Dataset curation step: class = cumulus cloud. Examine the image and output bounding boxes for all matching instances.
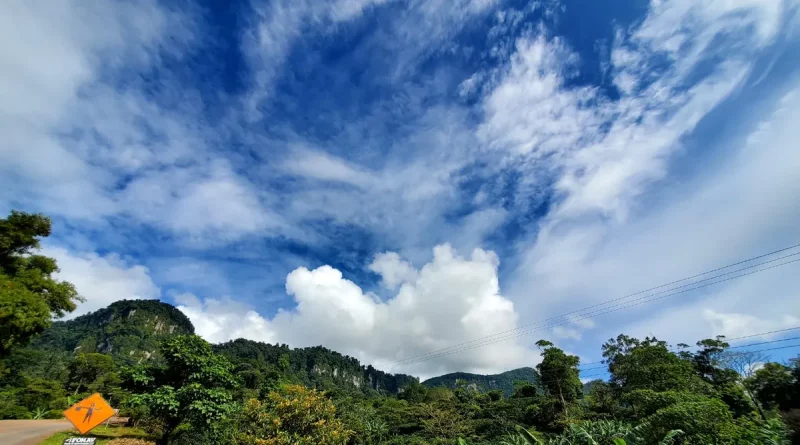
[175,294,276,344]
[368,252,419,289]
[45,246,161,319]
[179,244,533,377]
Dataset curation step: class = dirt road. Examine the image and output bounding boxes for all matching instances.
[0,419,73,445]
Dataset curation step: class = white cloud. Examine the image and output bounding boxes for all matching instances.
[478,35,598,158]
[0,1,277,244]
[180,244,533,378]
[551,317,595,341]
[120,162,280,240]
[552,326,582,341]
[45,246,161,319]
[702,309,800,340]
[175,294,276,344]
[488,0,790,291]
[369,252,419,289]
[512,73,800,349]
[282,148,378,188]
[3,0,798,377]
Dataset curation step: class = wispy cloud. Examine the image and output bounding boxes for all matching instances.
[2,0,799,374]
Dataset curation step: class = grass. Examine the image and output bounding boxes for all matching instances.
[39,425,156,445]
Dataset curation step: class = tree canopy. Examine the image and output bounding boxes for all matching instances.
[0,210,80,357]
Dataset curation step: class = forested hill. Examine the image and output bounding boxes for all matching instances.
[215,339,418,394]
[422,367,539,396]
[32,299,194,364]
[24,300,416,394]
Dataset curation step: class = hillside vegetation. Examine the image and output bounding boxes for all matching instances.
[422,367,538,396]
[2,211,800,444]
[34,299,194,364]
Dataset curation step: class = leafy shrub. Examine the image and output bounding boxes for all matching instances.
[234,384,352,445]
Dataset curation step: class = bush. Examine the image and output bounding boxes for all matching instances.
[234,385,352,445]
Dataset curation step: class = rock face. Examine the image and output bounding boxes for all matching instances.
[28,300,532,398]
[214,339,418,395]
[422,367,540,396]
[32,299,194,364]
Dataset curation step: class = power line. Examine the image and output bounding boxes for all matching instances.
[578,326,800,367]
[536,343,800,388]
[398,253,800,367]
[394,256,800,368]
[726,336,800,350]
[390,244,800,368]
[726,326,800,342]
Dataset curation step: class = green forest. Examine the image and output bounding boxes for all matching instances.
[2,210,800,444]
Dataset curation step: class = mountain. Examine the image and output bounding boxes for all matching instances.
[24,300,416,394]
[32,299,194,364]
[422,367,539,396]
[214,339,418,394]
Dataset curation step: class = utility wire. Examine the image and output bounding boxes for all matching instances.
[533,343,800,388]
[390,244,800,368]
[397,254,800,367]
[394,256,800,368]
[578,326,800,367]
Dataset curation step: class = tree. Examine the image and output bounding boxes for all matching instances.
[745,362,794,411]
[720,350,770,379]
[692,337,730,381]
[235,385,351,445]
[125,335,238,444]
[398,381,429,404]
[66,353,122,402]
[420,402,470,441]
[691,338,755,418]
[0,211,80,356]
[601,335,705,393]
[535,340,582,422]
[640,398,733,444]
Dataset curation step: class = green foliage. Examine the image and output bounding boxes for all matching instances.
[67,353,118,395]
[638,398,732,443]
[215,338,417,396]
[602,335,708,393]
[746,362,795,411]
[423,367,539,397]
[536,341,582,404]
[3,288,799,444]
[514,424,543,444]
[0,210,81,357]
[35,299,194,364]
[125,335,238,444]
[234,384,351,445]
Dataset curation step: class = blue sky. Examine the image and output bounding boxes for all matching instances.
[1,0,799,378]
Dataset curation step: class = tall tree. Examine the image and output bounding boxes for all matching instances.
[601,335,704,393]
[0,211,80,357]
[535,340,582,421]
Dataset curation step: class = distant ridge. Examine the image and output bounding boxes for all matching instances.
[422,367,538,396]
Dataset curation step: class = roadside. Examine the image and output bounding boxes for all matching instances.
[0,419,72,445]
[36,425,155,445]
